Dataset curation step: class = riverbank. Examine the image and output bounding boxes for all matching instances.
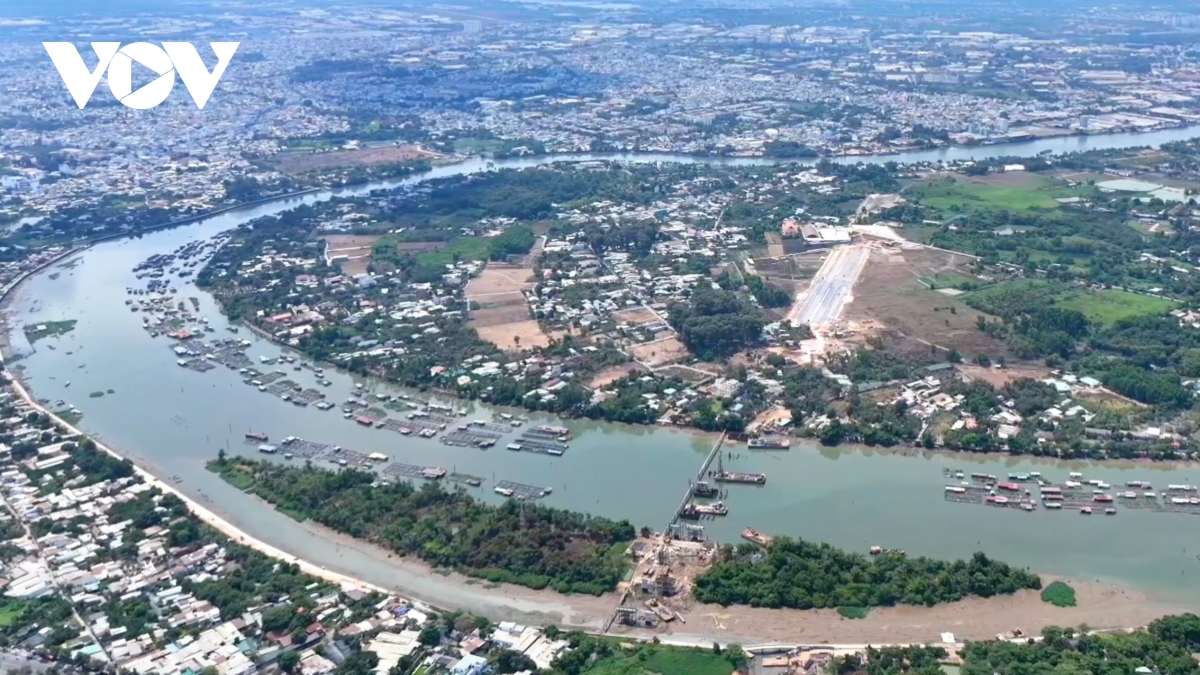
[3,375,396,601]
[661,578,1180,644]
[202,458,1183,645]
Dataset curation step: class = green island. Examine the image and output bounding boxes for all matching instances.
[694,539,1040,609]
[211,457,1043,609]
[22,319,76,344]
[208,456,635,595]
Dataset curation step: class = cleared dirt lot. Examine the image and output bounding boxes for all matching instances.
[275,145,434,173]
[613,307,661,325]
[475,320,553,351]
[845,247,1009,360]
[957,363,1053,387]
[322,234,380,276]
[466,263,553,351]
[629,336,689,367]
[588,363,646,388]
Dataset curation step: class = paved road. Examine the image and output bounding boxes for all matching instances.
[790,244,870,326]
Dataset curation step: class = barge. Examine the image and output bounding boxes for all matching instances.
[679,501,728,519]
[245,431,268,442]
[748,436,790,450]
[714,471,766,485]
[741,528,773,546]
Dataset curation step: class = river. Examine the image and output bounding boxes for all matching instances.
[8,127,1200,619]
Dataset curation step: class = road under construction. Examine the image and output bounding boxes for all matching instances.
[787,243,871,327]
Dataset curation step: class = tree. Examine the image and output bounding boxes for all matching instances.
[418,623,442,647]
[280,650,301,673]
[494,649,537,674]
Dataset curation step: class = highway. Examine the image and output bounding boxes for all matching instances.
[789,244,871,327]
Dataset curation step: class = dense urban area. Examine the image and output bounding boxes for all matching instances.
[6,0,1200,673]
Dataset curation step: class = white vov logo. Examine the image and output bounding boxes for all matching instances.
[42,42,240,110]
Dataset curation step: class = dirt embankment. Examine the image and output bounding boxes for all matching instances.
[275,145,437,173]
[662,579,1179,645]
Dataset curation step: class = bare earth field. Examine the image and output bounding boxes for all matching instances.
[664,578,1179,645]
[322,234,380,276]
[467,264,553,351]
[630,336,689,367]
[613,307,661,325]
[958,363,1053,387]
[588,363,647,388]
[846,248,1009,359]
[275,144,434,173]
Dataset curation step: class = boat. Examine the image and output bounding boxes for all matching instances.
[748,436,790,450]
[1046,502,1063,510]
[494,487,515,497]
[1105,508,1117,515]
[741,528,773,546]
[679,501,728,519]
[714,470,766,485]
[693,481,720,498]
[1080,507,1092,514]
[245,431,268,442]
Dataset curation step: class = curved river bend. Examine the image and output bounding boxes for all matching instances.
[9,128,1200,622]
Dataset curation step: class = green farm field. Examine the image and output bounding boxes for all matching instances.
[912,174,1088,213]
[1054,289,1177,326]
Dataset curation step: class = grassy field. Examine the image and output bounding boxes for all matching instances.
[921,270,987,291]
[913,175,1084,213]
[1054,289,1176,326]
[0,602,23,627]
[583,645,745,675]
[837,606,870,619]
[453,138,505,154]
[1041,581,1077,607]
[415,236,491,267]
[207,460,256,491]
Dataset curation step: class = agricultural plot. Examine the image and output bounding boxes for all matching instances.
[466,263,553,351]
[966,280,1175,327]
[911,173,1088,214]
[1053,289,1176,326]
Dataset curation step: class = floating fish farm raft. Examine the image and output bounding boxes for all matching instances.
[941,467,1200,517]
[446,472,485,487]
[383,462,447,481]
[493,480,552,501]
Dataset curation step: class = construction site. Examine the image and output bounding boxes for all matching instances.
[609,527,718,631]
[759,226,990,364]
[606,434,759,634]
